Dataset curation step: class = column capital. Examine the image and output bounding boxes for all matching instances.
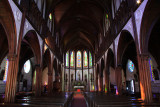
[138,53,150,60]
[35,64,41,71]
[7,53,17,61]
[116,64,122,70]
[48,72,53,76]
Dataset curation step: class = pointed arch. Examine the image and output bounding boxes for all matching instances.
[23,30,41,65]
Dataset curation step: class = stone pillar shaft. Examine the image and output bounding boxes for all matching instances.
[5,11,26,103]
[137,54,152,103]
[95,65,98,91]
[35,66,42,97]
[105,69,110,92]
[5,54,17,103]
[96,74,98,91]
[48,72,53,96]
[115,66,122,95]
[100,74,103,91]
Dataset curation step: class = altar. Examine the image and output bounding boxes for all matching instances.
[72,81,86,91]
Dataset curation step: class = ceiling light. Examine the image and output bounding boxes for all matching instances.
[137,0,141,4]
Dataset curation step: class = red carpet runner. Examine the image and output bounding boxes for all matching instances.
[71,93,87,107]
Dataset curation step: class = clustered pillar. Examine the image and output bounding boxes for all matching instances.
[137,54,152,103]
[105,68,110,93]
[100,73,103,91]
[115,66,122,95]
[95,65,98,91]
[35,66,42,97]
[5,54,17,103]
[48,72,53,96]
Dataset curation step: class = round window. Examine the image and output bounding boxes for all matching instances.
[128,60,134,72]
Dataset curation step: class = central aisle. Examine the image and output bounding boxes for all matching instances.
[71,93,87,107]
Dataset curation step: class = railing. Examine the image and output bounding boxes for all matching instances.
[96,0,144,62]
[13,0,63,62]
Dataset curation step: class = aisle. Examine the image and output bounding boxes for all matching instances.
[71,93,87,107]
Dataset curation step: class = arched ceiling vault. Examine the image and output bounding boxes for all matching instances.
[45,0,111,52]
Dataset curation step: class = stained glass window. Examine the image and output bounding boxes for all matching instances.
[149,58,154,81]
[66,52,69,67]
[106,14,108,19]
[24,60,31,73]
[83,51,88,67]
[70,51,74,67]
[105,13,110,34]
[44,44,48,53]
[49,13,52,21]
[89,52,92,67]
[128,60,134,72]
[77,51,81,67]
[3,58,9,82]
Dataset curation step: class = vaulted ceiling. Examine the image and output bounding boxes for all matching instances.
[45,0,112,53]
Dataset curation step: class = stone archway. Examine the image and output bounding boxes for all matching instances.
[17,40,34,93]
[0,24,9,64]
[147,18,160,99]
[140,0,160,53]
[0,0,18,103]
[0,23,9,96]
[43,49,53,95]
[105,48,115,93]
[0,0,17,55]
[138,0,160,102]
[121,40,139,96]
[117,30,134,65]
[53,58,60,93]
[100,58,104,91]
[96,64,99,91]
[21,30,42,97]
[23,30,41,65]
[117,30,138,95]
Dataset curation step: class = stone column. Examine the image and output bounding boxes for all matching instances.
[137,54,152,103]
[59,65,62,91]
[88,51,90,91]
[35,66,42,97]
[95,66,98,91]
[55,73,60,92]
[105,67,110,93]
[5,9,26,103]
[5,54,17,103]
[100,72,103,92]
[115,66,122,95]
[48,72,53,96]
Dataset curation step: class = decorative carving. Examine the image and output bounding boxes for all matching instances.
[128,20,132,30]
[25,21,29,30]
[135,10,142,22]
[16,10,21,21]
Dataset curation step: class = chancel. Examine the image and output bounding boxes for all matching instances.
[0,0,160,107]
